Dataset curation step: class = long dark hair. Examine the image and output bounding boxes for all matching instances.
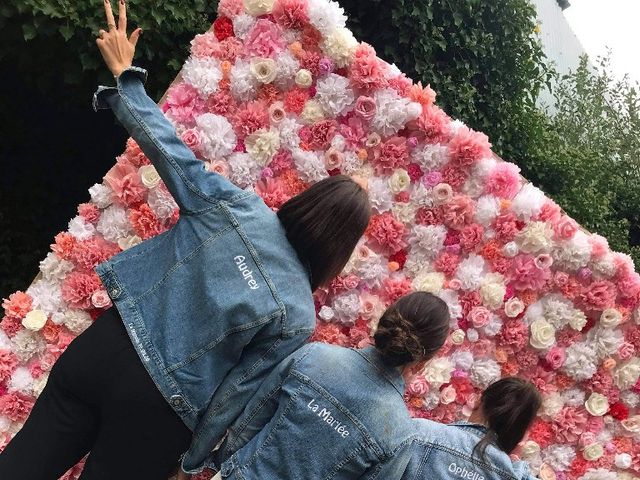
[474,377,541,456]
[277,175,370,290]
[373,292,450,367]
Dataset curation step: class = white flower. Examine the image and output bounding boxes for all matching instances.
[307,0,347,35]
[26,279,65,317]
[621,415,640,433]
[118,235,142,251]
[0,330,10,350]
[22,309,47,331]
[322,27,358,67]
[563,342,598,381]
[600,308,622,328]
[32,373,49,397]
[367,178,393,213]
[412,144,449,172]
[232,14,257,40]
[520,441,541,460]
[9,367,33,394]
[300,100,325,123]
[63,310,93,334]
[467,328,479,342]
[422,390,440,410]
[516,221,554,254]
[412,271,445,294]
[68,215,95,240]
[422,357,454,388]
[438,289,462,322]
[584,392,609,416]
[195,113,237,161]
[227,153,261,188]
[542,444,575,472]
[620,391,639,408]
[230,60,259,102]
[450,350,474,371]
[39,253,73,282]
[332,290,361,326]
[408,225,447,260]
[410,183,435,208]
[481,314,502,337]
[615,453,632,469]
[295,69,314,88]
[588,327,623,359]
[389,169,411,194]
[542,392,565,418]
[318,306,335,322]
[138,165,161,189]
[455,254,486,291]
[148,187,178,221]
[450,329,466,345]
[613,358,640,390]
[474,195,500,227]
[243,0,275,16]
[292,149,329,183]
[479,273,506,310]
[511,184,545,221]
[315,74,355,117]
[89,183,113,208]
[278,117,302,150]
[371,89,420,137]
[182,57,222,96]
[440,385,457,404]
[578,469,617,480]
[561,388,586,407]
[96,204,132,243]
[502,241,519,258]
[569,309,587,331]
[469,359,500,388]
[552,231,592,272]
[582,444,604,461]
[591,256,617,278]
[246,129,280,166]
[504,297,525,318]
[10,330,46,363]
[250,58,278,84]
[274,51,300,90]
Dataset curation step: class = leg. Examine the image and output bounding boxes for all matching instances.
[78,313,192,480]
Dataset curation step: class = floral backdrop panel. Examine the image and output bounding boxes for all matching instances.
[1,0,639,479]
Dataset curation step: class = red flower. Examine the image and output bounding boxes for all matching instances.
[213,16,235,41]
[389,250,408,269]
[609,401,629,420]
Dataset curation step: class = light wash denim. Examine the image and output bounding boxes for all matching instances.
[93,67,316,473]
[214,344,417,480]
[402,420,536,480]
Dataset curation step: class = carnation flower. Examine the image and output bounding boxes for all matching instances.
[469,358,500,388]
[182,57,223,97]
[291,149,328,183]
[542,444,576,471]
[39,253,74,282]
[315,74,355,117]
[563,342,598,381]
[230,60,260,102]
[227,152,261,188]
[307,0,347,35]
[511,184,546,222]
[371,88,421,137]
[195,113,237,160]
[245,129,281,166]
[163,83,205,126]
[322,27,358,68]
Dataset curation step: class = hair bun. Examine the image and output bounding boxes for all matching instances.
[374,310,423,365]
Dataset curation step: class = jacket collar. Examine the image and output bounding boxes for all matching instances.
[355,346,406,397]
[450,421,488,437]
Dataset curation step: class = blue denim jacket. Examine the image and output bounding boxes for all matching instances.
[402,420,536,480]
[92,67,316,473]
[214,344,417,480]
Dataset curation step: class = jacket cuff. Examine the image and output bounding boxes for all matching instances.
[92,66,149,111]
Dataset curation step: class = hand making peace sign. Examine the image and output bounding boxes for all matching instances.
[96,0,142,77]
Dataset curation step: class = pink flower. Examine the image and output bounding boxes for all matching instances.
[129,203,166,240]
[365,212,407,254]
[434,252,460,277]
[190,32,222,58]
[269,150,294,175]
[324,149,344,170]
[618,273,640,299]
[218,37,244,62]
[91,290,112,309]
[552,215,579,241]
[510,254,551,291]
[0,316,22,338]
[423,171,443,187]
[339,117,367,148]
[469,306,490,328]
[2,291,33,320]
[217,0,244,17]
[580,280,617,311]
[0,392,35,422]
[383,277,412,303]
[104,158,146,207]
[552,406,588,443]
[0,350,18,383]
[416,105,451,144]
[485,162,521,199]
[232,101,270,138]
[206,90,237,116]
[545,346,566,370]
[162,83,205,126]
[354,96,377,121]
[244,19,285,58]
[300,120,337,150]
[493,212,520,243]
[618,341,635,360]
[78,203,100,224]
[209,160,230,178]
[273,0,309,29]
[181,128,203,153]
[255,177,290,211]
[407,375,429,396]
[447,127,491,168]
[69,237,120,271]
[123,138,148,167]
[310,322,349,346]
[459,223,484,251]
[441,195,474,230]
[441,164,467,189]
[370,136,410,174]
[588,234,609,258]
[349,44,388,90]
[61,271,103,309]
[537,199,562,223]
[498,319,528,349]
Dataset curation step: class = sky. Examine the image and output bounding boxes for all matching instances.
[563,0,640,83]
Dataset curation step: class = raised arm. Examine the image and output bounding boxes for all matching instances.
[94,0,242,213]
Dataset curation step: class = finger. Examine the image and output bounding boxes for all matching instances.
[129,28,142,47]
[98,29,108,40]
[104,0,116,29]
[118,0,127,32]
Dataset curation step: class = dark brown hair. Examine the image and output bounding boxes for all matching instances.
[373,292,450,367]
[475,377,542,456]
[277,175,370,290]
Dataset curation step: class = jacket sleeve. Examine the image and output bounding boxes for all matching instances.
[180,328,313,474]
[93,67,243,213]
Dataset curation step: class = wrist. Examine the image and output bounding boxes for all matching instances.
[112,63,132,78]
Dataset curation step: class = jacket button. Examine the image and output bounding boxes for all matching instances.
[170,395,184,408]
[110,287,120,298]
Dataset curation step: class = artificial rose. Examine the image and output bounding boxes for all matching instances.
[354,96,376,121]
[295,69,314,88]
[529,318,556,349]
[250,58,278,84]
[613,358,640,389]
[21,310,47,332]
[138,165,161,189]
[450,329,465,345]
[600,308,622,328]
[440,385,457,404]
[504,297,525,318]
[584,392,609,416]
[244,0,275,16]
[582,443,604,461]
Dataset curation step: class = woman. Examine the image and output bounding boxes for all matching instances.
[0,2,370,479]
[402,377,542,480]
[209,292,451,480]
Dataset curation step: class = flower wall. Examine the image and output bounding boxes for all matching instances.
[1,0,640,478]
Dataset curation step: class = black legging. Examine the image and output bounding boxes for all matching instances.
[0,308,192,480]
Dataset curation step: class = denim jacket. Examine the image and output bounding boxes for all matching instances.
[214,344,417,480]
[92,67,316,473]
[402,420,536,480]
